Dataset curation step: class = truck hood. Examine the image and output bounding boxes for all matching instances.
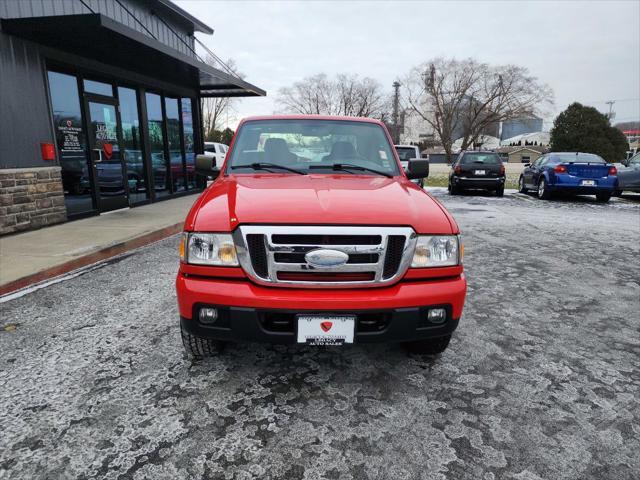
[186,174,458,234]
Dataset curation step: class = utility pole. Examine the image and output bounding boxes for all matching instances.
[392,81,401,144]
[605,100,616,121]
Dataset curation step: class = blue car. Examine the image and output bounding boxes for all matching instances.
[518,152,618,202]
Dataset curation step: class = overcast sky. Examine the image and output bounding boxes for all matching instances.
[177,0,640,130]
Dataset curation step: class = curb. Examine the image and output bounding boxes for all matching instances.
[0,222,183,297]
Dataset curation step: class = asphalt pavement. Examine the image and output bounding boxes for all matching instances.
[1,189,639,480]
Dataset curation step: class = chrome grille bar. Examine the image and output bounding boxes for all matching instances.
[233,225,417,288]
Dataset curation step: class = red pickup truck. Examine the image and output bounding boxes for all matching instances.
[176,115,467,357]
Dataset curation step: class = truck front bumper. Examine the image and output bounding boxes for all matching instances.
[177,274,467,344]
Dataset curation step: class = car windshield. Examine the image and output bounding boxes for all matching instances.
[459,153,501,164]
[395,147,417,161]
[552,153,606,164]
[226,119,399,176]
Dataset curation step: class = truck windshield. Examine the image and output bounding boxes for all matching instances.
[226,119,399,176]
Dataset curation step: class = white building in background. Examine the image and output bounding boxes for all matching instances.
[400,110,551,150]
[500,117,543,140]
[452,135,501,152]
[500,131,550,147]
[399,112,433,145]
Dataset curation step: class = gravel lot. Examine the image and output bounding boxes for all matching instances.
[1,189,639,480]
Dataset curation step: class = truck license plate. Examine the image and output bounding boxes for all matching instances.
[297,315,355,345]
[581,180,596,186]
[475,170,486,175]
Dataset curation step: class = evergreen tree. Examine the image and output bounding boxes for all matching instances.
[550,102,629,162]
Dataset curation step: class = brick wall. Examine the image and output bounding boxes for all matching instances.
[0,167,67,235]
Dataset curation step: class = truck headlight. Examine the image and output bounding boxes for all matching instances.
[411,235,460,267]
[181,232,238,266]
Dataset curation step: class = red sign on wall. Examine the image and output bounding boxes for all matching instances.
[40,142,56,161]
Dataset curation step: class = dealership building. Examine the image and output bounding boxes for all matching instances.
[0,0,264,235]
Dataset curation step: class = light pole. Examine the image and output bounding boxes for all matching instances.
[392,81,401,144]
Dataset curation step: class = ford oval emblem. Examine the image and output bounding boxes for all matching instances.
[304,249,349,268]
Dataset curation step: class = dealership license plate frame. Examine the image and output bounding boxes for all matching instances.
[581,179,596,186]
[475,169,486,176]
[296,315,356,345]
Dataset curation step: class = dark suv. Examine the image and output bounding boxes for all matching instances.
[448,151,506,196]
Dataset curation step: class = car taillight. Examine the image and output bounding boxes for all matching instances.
[554,165,567,174]
[454,166,461,174]
[608,166,617,176]
[499,165,505,175]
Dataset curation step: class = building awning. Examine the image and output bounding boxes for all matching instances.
[1,13,265,98]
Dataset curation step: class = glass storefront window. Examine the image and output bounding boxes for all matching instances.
[145,93,170,198]
[47,71,94,216]
[118,87,147,204]
[165,97,185,192]
[181,98,197,190]
[84,79,113,97]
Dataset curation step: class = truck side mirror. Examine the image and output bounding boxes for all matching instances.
[406,158,429,179]
[195,154,220,179]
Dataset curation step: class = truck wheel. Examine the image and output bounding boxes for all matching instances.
[596,192,611,203]
[181,324,224,358]
[404,334,451,355]
[518,176,527,193]
[449,184,459,195]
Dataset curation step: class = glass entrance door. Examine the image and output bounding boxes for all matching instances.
[84,96,129,212]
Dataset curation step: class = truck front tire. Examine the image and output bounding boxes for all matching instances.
[404,334,452,355]
[181,324,225,358]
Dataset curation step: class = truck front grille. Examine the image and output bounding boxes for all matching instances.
[246,234,269,278]
[383,236,406,279]
[271,234,382,245]
[235,226,416,288]
[273,252,379,264]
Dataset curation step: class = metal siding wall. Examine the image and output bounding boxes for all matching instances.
[0,31,55,168]
[1,0,89,18]
[0,0,196,58]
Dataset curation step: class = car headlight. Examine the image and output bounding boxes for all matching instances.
[411,235,460,267]
[180,232,238,266]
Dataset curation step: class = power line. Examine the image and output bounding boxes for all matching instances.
[585,97,640,105]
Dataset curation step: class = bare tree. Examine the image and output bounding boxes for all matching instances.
[276,74,387,118]
[402,58,553,162]
[201,57,242,141]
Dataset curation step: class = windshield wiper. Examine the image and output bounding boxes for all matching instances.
[309,163,393,178]
[231,162,306,175]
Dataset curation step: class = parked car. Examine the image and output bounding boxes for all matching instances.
[177,115,466,357]
[203,141,228,165]
[518,152,618,202]
[395,144,426,188]
[448,151,505,196]
[615,152,640,194]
